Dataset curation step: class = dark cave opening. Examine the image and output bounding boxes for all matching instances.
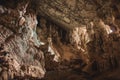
[58,27,70,44]
[37,15,70,45]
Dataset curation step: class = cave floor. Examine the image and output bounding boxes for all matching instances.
[42,68,120,80]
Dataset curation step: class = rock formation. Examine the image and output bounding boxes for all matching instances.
[0,0,45,79]
[0,0,120,80]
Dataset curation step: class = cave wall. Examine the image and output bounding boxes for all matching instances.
[0,0,45,79]
[0,0,120,79]
[37,0,120,73]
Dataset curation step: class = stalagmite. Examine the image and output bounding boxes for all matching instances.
[48,37,61,62]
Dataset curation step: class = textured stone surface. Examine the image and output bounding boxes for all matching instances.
[0,0,120,80]
[0,1,45,79]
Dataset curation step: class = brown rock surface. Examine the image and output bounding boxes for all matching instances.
[0,0,45,79]
[0,0,120,80]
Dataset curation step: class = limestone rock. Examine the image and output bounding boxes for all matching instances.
[0,1,45,79]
